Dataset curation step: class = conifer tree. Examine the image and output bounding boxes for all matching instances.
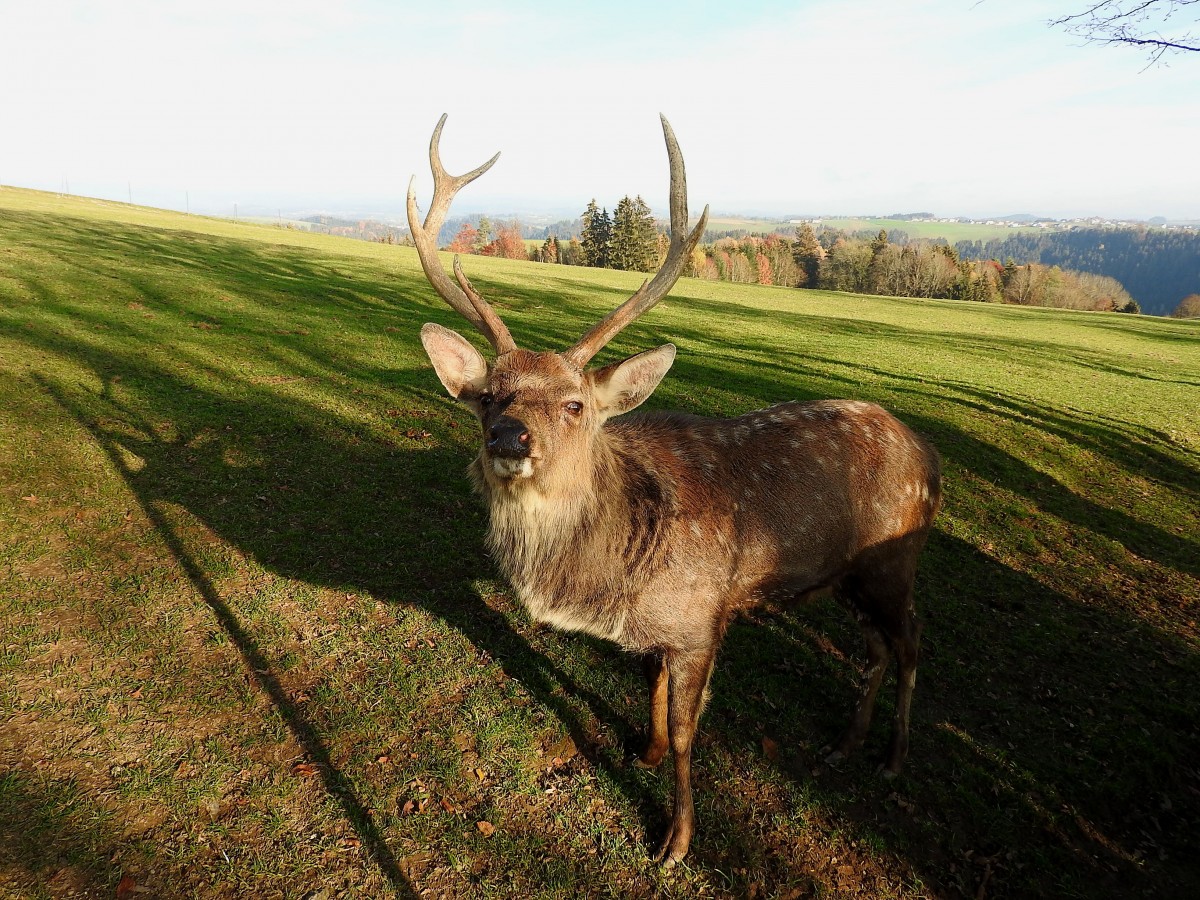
[581,200,612,268]
[610,195,657,271]
[475,215,493,253]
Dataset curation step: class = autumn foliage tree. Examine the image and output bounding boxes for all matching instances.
[537,236,560,264]
[1171,293,1200,318]
[792,223,825,287]
[446,221,479,254]
[479,222,528,261]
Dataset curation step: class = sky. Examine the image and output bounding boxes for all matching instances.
[2,0,1198,222]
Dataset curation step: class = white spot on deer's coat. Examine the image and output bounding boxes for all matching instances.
[920,484,930,502]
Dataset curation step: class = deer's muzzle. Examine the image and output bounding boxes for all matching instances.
[487,416,532,459]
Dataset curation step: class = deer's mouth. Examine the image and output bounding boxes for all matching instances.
[490,456,534,479]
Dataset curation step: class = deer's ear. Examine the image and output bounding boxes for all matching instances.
[592,344,676,419]
[421,323,488,399]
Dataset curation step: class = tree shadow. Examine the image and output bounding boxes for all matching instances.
[0,772,118,897]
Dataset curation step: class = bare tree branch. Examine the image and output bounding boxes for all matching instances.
[1050,0,1199,63]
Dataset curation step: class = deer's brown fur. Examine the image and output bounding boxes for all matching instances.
[410,117,942,864]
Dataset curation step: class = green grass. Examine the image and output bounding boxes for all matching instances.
[1,184,1198,899]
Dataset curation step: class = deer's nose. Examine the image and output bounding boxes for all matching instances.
[487,416,531,458]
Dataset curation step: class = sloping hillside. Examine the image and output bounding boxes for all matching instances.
[2,187,1197,899]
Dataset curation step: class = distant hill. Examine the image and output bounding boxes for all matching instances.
[956,227,1200,316]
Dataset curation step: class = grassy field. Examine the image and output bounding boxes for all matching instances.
[706,215,1053,245]
[1,185,1198,899]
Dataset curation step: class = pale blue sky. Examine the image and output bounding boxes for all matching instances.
[2,1,1197,220]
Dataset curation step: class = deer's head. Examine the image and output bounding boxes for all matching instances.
[410,115,707,487]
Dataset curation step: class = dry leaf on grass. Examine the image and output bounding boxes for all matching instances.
[115,874,137,899]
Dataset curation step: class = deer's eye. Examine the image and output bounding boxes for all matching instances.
[479,393,494,409]
[564,400,583,416]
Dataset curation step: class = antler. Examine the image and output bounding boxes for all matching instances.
[564,115,709,368]
[408,114,516,355]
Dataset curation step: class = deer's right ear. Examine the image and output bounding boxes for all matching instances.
[420,323,489,399]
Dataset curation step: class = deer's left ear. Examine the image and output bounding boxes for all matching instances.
[592,344,676,420]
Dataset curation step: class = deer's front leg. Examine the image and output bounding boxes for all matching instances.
[653,647,716,866]
[636,651,669,769]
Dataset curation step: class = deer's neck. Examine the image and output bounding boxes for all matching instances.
[473,430,670,638]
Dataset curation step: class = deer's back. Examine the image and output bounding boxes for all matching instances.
[608,399,940,638]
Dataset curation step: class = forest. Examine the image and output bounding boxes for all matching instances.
[414,207,1199,316]
[955,228,1200,316]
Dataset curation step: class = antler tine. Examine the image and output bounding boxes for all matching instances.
[407,114,512,352]
[565,115,709,368]
[453,255,516,354]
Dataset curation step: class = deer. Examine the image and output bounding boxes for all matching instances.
[407,114,942,865]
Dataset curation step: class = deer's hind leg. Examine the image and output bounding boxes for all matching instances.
[830,560,922,775]
[826,595,891,764]
[636,651,670,769]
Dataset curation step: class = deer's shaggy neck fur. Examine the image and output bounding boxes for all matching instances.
[471,424,672,646]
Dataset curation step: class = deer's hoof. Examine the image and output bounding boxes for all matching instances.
[653,820,692,867]
[633,745,666,770]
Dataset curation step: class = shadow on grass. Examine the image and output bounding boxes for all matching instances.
[0,772,117,897]
[38,376,421,900]
[4,209,1198,897]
